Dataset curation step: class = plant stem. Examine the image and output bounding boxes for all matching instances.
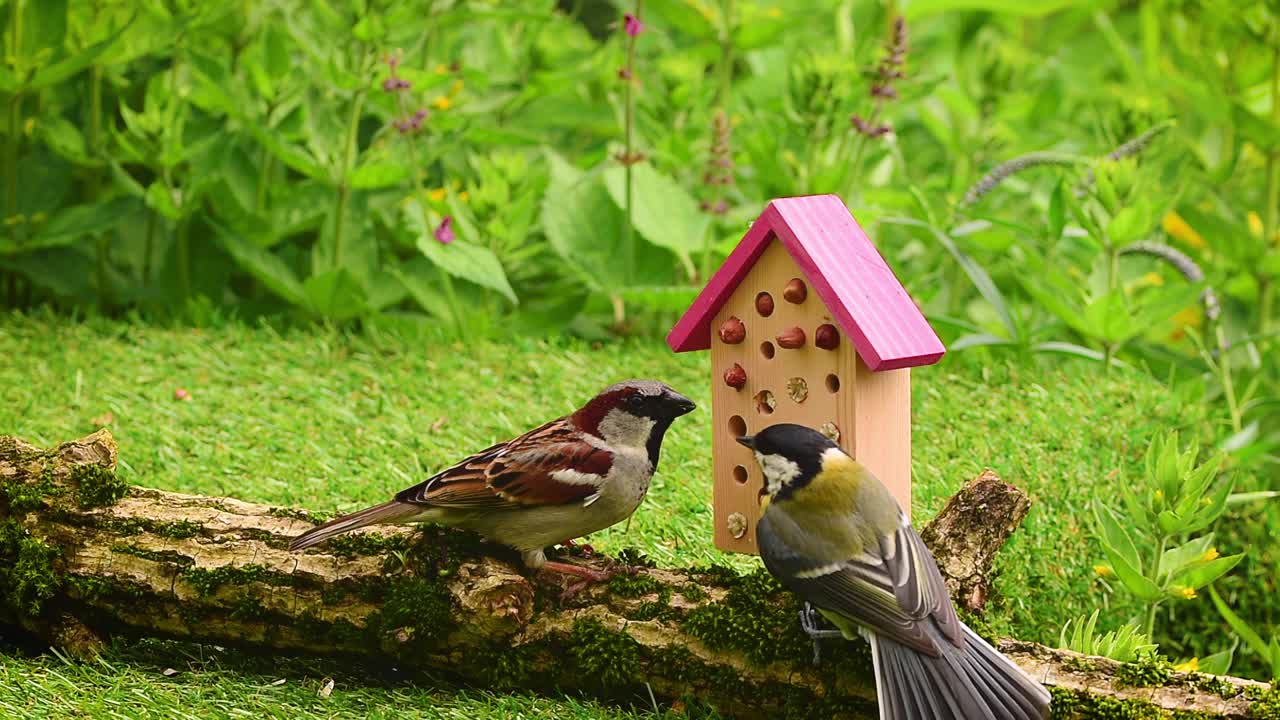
[1215,324,1243,433]
[175,216,190,304]
[1143,534,1168,639]
[90,64,112,309]
[332,83,367,271]
[256,150,273,216]
[618,0,642,327]
[1259,40,1280,336]
[142,209,155,285]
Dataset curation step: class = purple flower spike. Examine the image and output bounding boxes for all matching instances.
[434,216,455,244]
[624,13,644,37]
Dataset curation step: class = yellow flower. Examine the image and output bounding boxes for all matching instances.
[1201,548,1220,562]
[1162,211,1205,249]
[1167,306,1203,343]
[23,117,35,135]
[765,7,782,18]
[1141,272,1164,287]
[1154,489,1164,500]
[1175,586,1197,600]
[434,64,448,75]
[1174,657,1199,672]
[1094,565,1114,577]
[459,190,470,202]
[450,78,464,95]
[1248,211,1264,238]
[432,95,451,111]
[427,188,447,202]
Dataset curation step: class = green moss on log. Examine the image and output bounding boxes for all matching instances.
[681,567,812,666]
[70,463,127,508]
[568,618,642,689]
[0,519,63,617]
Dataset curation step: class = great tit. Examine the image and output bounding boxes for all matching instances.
[740,423,1050,720]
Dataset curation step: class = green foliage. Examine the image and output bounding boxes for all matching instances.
[1059,610,1156,663]
[70,463,127,508]
[0,519,63,617]
[1114,649,1174,688]
[567,619,642,690]
[1092,434,1244,638]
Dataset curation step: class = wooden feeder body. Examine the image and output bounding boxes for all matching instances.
[667,194,945,555]
[709,238,911,553]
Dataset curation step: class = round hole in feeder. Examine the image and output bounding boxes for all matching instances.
[755,389,776,415]
[733,465,749,485]
[729,414,747,437]
[755,291,775,317]
[760,341,775,359]
[825,373,840,393]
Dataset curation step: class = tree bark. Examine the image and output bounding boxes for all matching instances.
[1,431,1272,719]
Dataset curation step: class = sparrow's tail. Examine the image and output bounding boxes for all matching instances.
[867,622,1050,720]
[288,501,423,552]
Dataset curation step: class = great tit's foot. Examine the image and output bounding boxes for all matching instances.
[800,602,844,665]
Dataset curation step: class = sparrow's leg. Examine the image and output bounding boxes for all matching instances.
[799,602,844,666]
[540,560,613,583]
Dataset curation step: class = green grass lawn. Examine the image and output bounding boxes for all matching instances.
[0,312,1203,717]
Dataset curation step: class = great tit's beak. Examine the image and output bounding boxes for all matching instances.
[735,435,755,450]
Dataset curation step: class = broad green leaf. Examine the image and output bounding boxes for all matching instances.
[1048,179,1066,242]
[1171,553,1244,591]
[350,161,410,189]
[1209,586,1271,659]
[1158,534,1214,577]
[31,196,140,250]
[391,257,454,321]
[1101,541,1163,602]
[603,163,707,277]
[1032,341,1109,363]
[1094,503,1142,572]
[312,192,373,284]
[213,224,306,306]
[646,0,719,39]
[29,34,120,90]
[365,269,408,311]
[1184,479,1234,534]
[1227,490,1280,506]
[540,153,631,292]
[1083,290,1138,344]
[303,269,368,321]
[39,115,92,165]
[904,0,1094,18]
[1196,645,1235,676]
[145,182,181,221]
[405,200,517,304]
[20,0,68,68]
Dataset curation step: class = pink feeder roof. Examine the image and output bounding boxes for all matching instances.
[666,194,945,371]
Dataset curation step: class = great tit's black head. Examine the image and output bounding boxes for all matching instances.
[736,423,837,499]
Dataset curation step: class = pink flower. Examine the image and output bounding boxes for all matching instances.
[433,216,455,244]
[174,388,191,401]
[623,13,644,37]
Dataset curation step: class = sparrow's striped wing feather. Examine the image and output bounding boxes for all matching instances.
[757,511,960,657]
[395,418,613,509]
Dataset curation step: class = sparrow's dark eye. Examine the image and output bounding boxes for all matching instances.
[625,394,645,408]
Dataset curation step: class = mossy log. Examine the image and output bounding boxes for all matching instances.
[1,431,1274,719]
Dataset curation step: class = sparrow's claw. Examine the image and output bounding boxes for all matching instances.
[799,602,844,666]
[541,560,620,601]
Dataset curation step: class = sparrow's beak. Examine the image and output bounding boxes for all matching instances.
[666,390,697,416]
[735,435,755,450]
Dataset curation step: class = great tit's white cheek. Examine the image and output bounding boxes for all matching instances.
[756,452,801,496]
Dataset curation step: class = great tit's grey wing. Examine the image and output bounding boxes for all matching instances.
[757,510,961,655]
[853,510,962,644]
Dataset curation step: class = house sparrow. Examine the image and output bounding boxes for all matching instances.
[290,380,696,581]
[740,424,1050,720]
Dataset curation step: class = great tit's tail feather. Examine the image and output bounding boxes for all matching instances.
[288,501,422,552]
[871,622,1050,720]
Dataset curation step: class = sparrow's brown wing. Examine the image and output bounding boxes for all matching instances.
[395,417,614,509]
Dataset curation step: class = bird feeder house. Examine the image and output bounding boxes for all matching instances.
[667,195,945,554]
